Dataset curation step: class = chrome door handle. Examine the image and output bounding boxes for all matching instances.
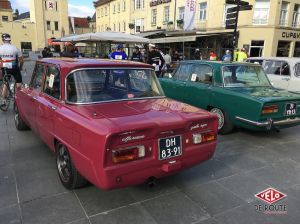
[48,105,57,110]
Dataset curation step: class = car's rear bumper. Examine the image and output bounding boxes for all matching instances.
[96,142,216,190]
[235,116,300,130]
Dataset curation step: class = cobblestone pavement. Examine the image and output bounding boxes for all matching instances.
[1,61,300,224]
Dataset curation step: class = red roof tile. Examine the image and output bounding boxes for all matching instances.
[0,0,12,10]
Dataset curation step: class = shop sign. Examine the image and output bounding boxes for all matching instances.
[282,32,300,39]
[150,0,171,7]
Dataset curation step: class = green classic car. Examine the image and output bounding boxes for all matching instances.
[160,61,300,134]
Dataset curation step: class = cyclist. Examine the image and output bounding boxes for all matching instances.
[110,44,127,60]
[0,33,23,105]
[147,43,165,78]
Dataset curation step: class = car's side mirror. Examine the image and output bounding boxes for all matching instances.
[163,73,172,78]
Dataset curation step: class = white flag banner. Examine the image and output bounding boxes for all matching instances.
[184,0,196,31]
[70,17,75,34]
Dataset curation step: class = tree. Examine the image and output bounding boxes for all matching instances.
[13,9,19,18]
[87,16,91,23]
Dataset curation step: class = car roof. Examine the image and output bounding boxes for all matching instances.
[180,60,254,66]
[39,58,153,70]
[248,57,300,63]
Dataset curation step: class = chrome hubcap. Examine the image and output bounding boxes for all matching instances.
[211,108,224,130]
[57,145,71,183]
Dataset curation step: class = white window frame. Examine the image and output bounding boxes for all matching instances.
[178,6,185,20]
[152,9,157,25]
[199,2,207,21]
[279,1,289,26]
[253,0,270,25]
[250,40,265,57]
[292,4,300,28]
[164,6,170,22]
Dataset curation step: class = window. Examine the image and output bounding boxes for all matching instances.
[263,60,290,76]
[135,0,144,9]
[31,64,44,90]
[21,42,32,51]
[173,64,191,81]
[46,21,51,30]
[123,21,126,32]
[199,2,207,21]
[2,16,8,22]
[44,66,60,100]
[135,19,144,33]
[279,1,289,26]
[100,8,103,17]
[190,64,212,84]
[223,4,235,26]
[113,4,116,13]
[118,2,120,12]
[179,7,185,20]
[54,21,59,31]
[123,0,126,11]
[253,0,270,25]
[113,23,116,31]
[151,9,157,25]
[164,6,170,22]
[292,4,300,28]
[294,41,300,57]
[118,22,121,32]
[276,41,291,57]
[295,63,300,77]
[105,7,108,16]
[250,40,264,57]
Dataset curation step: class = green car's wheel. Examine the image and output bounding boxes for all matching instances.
[210,107,234,134]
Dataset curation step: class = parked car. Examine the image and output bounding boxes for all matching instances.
[14,58,218,190]
[247,57,300,93]
[159,61,300,134]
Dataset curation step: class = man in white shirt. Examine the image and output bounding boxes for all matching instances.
[0,33,23,105]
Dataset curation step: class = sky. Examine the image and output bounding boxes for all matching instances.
[10,0,95,17]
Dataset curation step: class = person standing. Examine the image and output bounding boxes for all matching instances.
[193,48,202,60]
[0,33,23,101]
[163,51,172,72]
[131,46,143,62]
[209,50,217,60]
[147,43,165,78]
[110,44,127,60]
[222,50,232,62]
[237,48,248,62]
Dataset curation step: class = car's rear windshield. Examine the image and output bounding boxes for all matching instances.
[222,65,271,88]
[66,68,165,104]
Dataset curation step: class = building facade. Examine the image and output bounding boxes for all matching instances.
[0,0,70,51]
[94,0,300,58]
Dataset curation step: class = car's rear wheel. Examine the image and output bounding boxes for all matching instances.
[210,107,234,134]
[56,142,87,189]
[14,102,29,130]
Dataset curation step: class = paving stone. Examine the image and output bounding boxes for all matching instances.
[90,204,157,224]
[173,158,239,189]
[141,191,209,224]
[183,181,245,216]
[75,186,136,216]
[0,205,21,224]
[215,202,283,224]
[15,165,66,203]
[21,192,85,224]
[0,165,18,209]
[217,171,270,203]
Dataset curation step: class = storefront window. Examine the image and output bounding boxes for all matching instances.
[279,2,289,26]
[178,7,185,20]
[199,2,207,21]
[294,42,300,57]
[292,4,300,28]
[250,40,264,57]
[276,41,291,57]
[253,0,270,25]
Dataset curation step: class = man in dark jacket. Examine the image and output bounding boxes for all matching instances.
[147,43,165,78]
[131,46,143,62]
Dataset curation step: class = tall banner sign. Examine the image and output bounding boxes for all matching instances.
[70,17,75,34]
[184,0,196,31]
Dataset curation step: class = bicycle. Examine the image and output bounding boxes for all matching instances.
[0,67,16,111]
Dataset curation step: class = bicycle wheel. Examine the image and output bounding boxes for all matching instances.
[0,82,10,111]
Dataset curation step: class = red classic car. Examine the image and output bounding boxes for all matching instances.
[14,58,218,190]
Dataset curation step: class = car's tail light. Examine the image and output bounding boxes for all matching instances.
[262,105,278,114]
[193,132,216,144]
[112,145,145,163]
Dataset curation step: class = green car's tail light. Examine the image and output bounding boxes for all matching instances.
[262,105,278,115]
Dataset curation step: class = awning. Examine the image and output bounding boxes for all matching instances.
[54,31,150,44]
[150,35,196,44]
[137,30,164,37]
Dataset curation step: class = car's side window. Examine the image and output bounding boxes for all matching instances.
[295,63,300,77]
[43,65,60,100]
[263,60,290,76]
[173,64,191,81]
[31,64,44,91]
[190,65,213,84]
[280,62,290,76]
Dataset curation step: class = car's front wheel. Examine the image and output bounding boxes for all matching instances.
[210,107,234,134]
[56,142,87,189]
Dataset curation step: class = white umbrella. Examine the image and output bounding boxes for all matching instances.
[55,31,150,44]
